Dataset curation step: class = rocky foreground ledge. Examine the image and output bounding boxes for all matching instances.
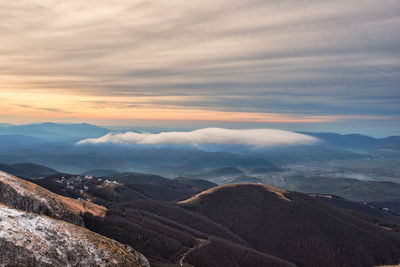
[0,204,150,267]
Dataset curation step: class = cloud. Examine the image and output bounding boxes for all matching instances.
[77,128,319,147]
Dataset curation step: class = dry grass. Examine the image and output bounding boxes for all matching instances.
[1,171,106,217]
[179,183,291,204]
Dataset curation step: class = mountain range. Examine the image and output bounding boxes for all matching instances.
[1,123,400,266]
[0,123,399,177]
[0,122,109,143]
[1,166,400,266]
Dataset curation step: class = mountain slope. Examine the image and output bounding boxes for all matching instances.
[173,177,217,191]
[0,163,58,179]
[82,199,295,267]
[14,166,400,266]
[0,204,149,267]
[81,169,119,177]
[369,199,400,214]
[310,194,400,224]
[0,171,106,226]
[105,173,196,201]
[179,183,400,267]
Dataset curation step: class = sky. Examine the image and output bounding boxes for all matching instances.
[0,0,399,136]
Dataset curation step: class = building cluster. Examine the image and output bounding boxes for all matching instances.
[51,174,122,192]
[52,175,94,190]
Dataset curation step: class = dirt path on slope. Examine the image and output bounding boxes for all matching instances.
[179,238,209,267]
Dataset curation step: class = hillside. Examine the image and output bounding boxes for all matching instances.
[0,163,58,179]
[82,199,295,267]
[105,173,198,201]
[369,199,400,215]
[291,176,400,202]
[0,204,149,267]
[173,177,217,191]
[81,169,119,177]
[179,183,400,267]
[310,194,400,224]
[246,175,400,202]
[0,171,106,226]
[16,168,400,266]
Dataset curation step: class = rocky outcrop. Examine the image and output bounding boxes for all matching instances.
[0,205,150,267]
[0,171,106,227]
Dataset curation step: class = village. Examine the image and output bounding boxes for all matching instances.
[51,174,120,193]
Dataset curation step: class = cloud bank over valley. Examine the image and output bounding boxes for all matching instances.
[77,128,319,147]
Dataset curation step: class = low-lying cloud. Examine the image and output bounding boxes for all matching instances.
[77,128,319,147]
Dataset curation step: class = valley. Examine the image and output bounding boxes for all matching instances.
[0,124,400,266]
[2,165,399,266]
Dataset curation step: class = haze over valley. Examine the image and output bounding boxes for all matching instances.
[1,123,399,202]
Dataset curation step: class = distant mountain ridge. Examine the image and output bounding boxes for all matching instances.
[0,122,110,142]
[0,163,58,179]
[302,132,400,149]
[0,122,398,176]
[1,123,398,149]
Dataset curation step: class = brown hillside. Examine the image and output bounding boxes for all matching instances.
[179,183,400,267]
[0,171,105,226]
[23,170,400,267]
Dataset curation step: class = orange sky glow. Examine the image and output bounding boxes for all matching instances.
[0,90,381,126]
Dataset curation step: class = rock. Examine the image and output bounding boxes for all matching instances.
[0,205,150,267]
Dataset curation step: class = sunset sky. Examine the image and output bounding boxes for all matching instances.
[1,0,399,136]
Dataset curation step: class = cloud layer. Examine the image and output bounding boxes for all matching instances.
[77,128,319,147]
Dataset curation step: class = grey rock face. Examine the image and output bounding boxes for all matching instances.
[0,205,150,267]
